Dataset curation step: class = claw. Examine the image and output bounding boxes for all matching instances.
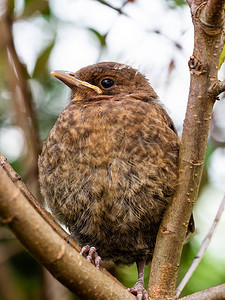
[80,245,101,269]
[80,245,90,256]
[128,261,148,299]
[86,246,96,262]
[94,253,101,269]
[128,280,148,300]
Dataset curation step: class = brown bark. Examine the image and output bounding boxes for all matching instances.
[148,1,225,299]
[180,283,225,300]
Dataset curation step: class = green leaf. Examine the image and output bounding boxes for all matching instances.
[88,28,107,47]
[165,0,187,8]
[22,0,50,18]
[9,0,15,15]
[219,44,225,69]
[33,40,55,78]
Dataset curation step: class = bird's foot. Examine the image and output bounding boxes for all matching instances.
[80,245,101,269]
[127,279,148,300]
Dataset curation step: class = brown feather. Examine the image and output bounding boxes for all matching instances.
[39,62,180,265]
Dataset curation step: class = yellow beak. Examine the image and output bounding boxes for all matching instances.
[51,70,102,95]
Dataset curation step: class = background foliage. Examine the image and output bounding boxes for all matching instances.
[0,0,225,299]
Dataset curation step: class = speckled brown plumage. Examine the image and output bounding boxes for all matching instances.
[38,62,180,299]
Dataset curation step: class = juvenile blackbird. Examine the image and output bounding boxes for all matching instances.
[38,62,180,299]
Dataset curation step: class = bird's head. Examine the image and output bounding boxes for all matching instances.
[51,62,157,101]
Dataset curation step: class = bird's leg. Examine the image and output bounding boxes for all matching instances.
[128,261,148,300]
[80,245,101,269]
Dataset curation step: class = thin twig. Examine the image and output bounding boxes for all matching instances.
[176,194,225,298]
[94,0,130,62]
[180,283,225,300]
[94,0,127,16]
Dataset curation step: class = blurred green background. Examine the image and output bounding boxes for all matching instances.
[0,0,225,299]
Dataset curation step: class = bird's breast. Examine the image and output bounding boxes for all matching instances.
[38,97,179,261]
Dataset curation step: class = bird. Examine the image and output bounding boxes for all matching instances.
[38,62,181,299]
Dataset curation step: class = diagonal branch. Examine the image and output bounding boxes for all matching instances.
[95,0,127,15]
[180,283,225,300]
[0,164,135,300]
[176,194,225,298]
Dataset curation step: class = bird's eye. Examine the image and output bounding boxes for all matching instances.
[100,78,114,89]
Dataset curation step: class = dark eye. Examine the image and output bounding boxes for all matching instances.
[101,78,114,89]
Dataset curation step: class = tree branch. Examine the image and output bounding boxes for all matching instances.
[0,165,135,300]
[202,0,225,26]
[210,80,225,97]
[148,1,225,298]
[186,0,193,7]
[180,283,225,300]
[176,194,225,298]
[1,0,40,197]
